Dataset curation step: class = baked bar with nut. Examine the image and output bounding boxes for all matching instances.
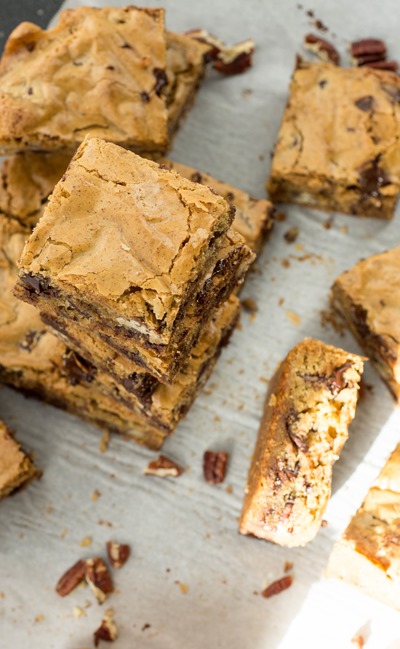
[331,247,400,400]
[239,338,364,547]
[15,137,253,382]
[0,419,41,499]
[268,59,400,218]
[327,443,400,611]
[0,6,170,156]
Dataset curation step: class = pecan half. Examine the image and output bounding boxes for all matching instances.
[55,559,86,597]
[262,575,293,598]
[350,38,386,59]
[106,541,131,569]
[94,609,118,646]
[86,558,114,604]
[144,455,183,478]
[304,34,340,65]
[362,59,398,71]
[203,451,229,484]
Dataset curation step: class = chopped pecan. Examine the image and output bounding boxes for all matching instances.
[106,541,131,569]
[144,454,183,478]
[304,34,340,65]
[283,227,299,243]
[55,559,86,597]
[94,609,118,646]
[203,451,229,484]
[186,29,254,75]
[86,558,114,604]
[262,575,293,598]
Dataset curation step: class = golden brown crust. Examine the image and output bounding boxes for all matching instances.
[0,7,169,154]
[331,247,400,400]
[239,338,364,547]
[268,61,400,218]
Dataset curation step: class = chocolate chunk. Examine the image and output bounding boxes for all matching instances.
[325,362,354,396]
[358,156,390,199]
[285,411,309,453]
[153,68,168,96]
[19,330,44,352]
[62,350,97,385]
[140,91,150,103]
[20,273,50,295]
[355,96,374,111]
[190,171,203,183]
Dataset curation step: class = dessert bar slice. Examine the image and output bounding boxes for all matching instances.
[0,6,168,155]
[268,60,400,218]
[331,247,400,400]
[239,338,364,547]
[327,443,400,611]
[15,137,253,381]
[0,420,41,499]
[0,215,240,448]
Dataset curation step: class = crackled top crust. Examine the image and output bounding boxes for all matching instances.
[0,420,41,498]
[164,160,275,253]
[239,338,364,547]
[0,6,169,154]
[332,247,400,362]
[271,60,400,194]
[18,137,234,342]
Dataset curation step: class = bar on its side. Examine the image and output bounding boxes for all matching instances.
[239,338,364,547]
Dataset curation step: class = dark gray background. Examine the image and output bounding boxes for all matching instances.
[0,0,63,52]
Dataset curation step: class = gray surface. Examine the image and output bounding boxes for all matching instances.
[0,0,63,53]
[1,1,400,648]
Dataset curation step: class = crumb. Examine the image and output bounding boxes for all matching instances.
[323,216,333,229]
[259,376,269,384]
[281,259,290,268]
[142,623,151,631]
[98,519,113,527]
[351,635,365,648]
[241,88,253,97]
[60,528,68,539]
[176,581,189,594]
[0,592,5,600]
[284,227,299,243]
[99,430,110,453]
[46,505,55,514]
[278,297,285,306]
[284,561,293,573]
[258,153,265,161]
[321,519,328,527]
[225,485,233,494]
[79,536,93,547]
[340,225,349,234]
[73,606,86,619]
[262,575,293,598]
[306,9,314,17]
[34,614,45,623]
[274,211,286,222]
[241,297,258,315]
[320,307,346,335]
[269,393,277,407]
[91,489,102,501]
[285,310,301,326]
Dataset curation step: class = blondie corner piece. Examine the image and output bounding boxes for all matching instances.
[15,138,252,382]
[0,6,168,155]
[268,60,400,218]
[0,420,41,499]
[327,444,400,611]
[239,338,364,547]
[331,247,400,401]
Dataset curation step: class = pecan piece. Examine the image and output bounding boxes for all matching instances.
[304,34,340,65]
[55,559,86,597]
[144,454,183,478]
[203,451,229,484]
[94,609,118,646]
[362,59,398,71]
[283,227,299,243]
[186,29,254,75]
[106,541,131,569]
[86,558,114,604]
[262,575,293,598]
[350,38,386,59]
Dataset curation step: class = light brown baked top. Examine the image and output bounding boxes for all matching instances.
[0,6,169,154]
[332,247,400,366]
[0,419,41,498]
[17,137,234,344]
[239,338,364,547]
[270,60,400,194]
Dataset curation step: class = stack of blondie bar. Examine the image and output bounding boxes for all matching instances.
[0,6,274,449]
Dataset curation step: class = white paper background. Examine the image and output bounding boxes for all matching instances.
[1,1,400,647]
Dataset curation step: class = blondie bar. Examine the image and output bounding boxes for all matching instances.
[268,60,400,218]
[0,6,168,155]
[15,138,253,381]
[0,419,41,499]
[239,338,364,547]
[327,444,400,611]
[331,247,400,400]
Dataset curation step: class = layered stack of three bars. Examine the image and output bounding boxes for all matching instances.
[12,137,256,447]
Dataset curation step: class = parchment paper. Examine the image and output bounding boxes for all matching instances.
[1,1,400,647]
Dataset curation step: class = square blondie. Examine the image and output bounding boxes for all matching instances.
[15,137,253,381]
[331,247,400,400]
[0,6,169,155]
[268,60,400,218]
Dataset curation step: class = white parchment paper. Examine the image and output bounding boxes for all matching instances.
[1,1,400,647]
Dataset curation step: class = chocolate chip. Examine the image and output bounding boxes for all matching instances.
[319,79,328,88]
[153,68,168,96]
[106,65,115,71]
[191,171,203,183]
[21,273,49,295]
[355,95,374,111]
[140,91,150,103]
[358,155,390,199]
[121,43,132,49]
[26,42,36,52]
[27,87,33,95]
[285,411,309,453]
[19,330,44,352]
[62,350,96,386]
